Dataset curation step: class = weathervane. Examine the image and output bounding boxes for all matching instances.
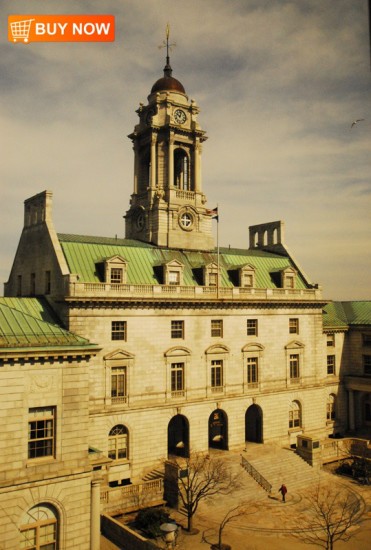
[158,23,176,67]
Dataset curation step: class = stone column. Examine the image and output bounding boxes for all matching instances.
[168,132,174,189]
[133,142,139,194]
[194,140,201,193]
[90,479,101,550]
[348,389,355,432]
[150,133,157,188]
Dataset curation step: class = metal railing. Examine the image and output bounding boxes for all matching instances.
[240,454,272,493]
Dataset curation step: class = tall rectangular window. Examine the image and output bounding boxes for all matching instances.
[169,271,180,285]
[30,273,36,296]
[211,360,223,391]
[171,362,185,396]
[111,321,127,341]
[45,270,51,294]
[17,275,22,296]
[289,354,300,380]
[327,355,336,375]
[247,319,258,336]
[208,273,218,287]
[247,357,259,387]
[211,320,223,338]
[171,320,184,339]
[363,355,371,375]
[28,407,55,459]
[111,366,127,402]
[362,334,371,347]
[289,318,299,334]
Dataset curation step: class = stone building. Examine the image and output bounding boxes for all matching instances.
[1,47,371,549]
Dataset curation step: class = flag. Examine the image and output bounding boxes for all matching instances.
[206,207,219,221]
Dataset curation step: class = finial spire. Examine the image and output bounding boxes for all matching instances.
[159,23,176,77]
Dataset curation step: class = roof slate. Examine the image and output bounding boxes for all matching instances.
[57,234,308,289]
[0,297,95,349]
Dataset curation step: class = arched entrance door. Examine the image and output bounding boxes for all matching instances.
[168,414,189,457]
[245,404,263,443]
[209,409,228,450]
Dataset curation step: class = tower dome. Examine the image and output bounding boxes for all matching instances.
[151,63,186,95]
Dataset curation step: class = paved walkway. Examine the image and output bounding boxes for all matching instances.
[102,447,371,549]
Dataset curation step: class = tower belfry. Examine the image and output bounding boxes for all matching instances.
[125,26,214,250]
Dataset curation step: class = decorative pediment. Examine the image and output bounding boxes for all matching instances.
[285,340,304,350]
[98,255,128,284]
[164,346,191,358]
[163,259,184,285]
[242,343,264,353]
[205,344,230,355]
[104,349,135,363]
[203,262,219,287]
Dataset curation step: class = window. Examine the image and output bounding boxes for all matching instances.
[289,318,299,334]
[211,360,223,391]
[208,273,218,287]
[211,320,223,338]
[363,355,371,375]
[289,354,300,380]
[327,355,336,375]
[289,401,301,429]
[108,425,128,460]
[247,357,259,387]
[327,394,336,422]
[362,334,371,347]
[20,504,57,550]
[45,271,51,294]
[327,333,335,347]
[28,407,55,459]
[242,273,253,287]
[111,366,127,403]
[285,276,295,289]
[111,321,127,341]
[110,268,123,284]
[169,271,180,285]
[247,319,258,336]
[171,320,184,339]
[171,362,185,397]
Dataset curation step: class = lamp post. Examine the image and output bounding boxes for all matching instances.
[160,522,178,549]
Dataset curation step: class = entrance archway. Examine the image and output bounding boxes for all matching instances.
[245,404,263,443]
[168,414,189,457]
[208,409,228,450]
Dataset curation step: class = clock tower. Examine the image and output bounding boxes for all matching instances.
[125,29,215,251]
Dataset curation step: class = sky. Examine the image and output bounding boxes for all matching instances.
[1,0,370,301]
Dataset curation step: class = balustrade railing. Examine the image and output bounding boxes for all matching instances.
[240,454,272,493]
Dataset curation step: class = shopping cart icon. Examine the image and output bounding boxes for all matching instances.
[10,18,35,43]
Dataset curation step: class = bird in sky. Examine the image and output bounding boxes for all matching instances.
[350,118,365,129]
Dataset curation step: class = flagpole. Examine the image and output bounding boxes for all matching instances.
[217,203,220,299]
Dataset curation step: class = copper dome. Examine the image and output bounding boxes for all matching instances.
[150,63,186,95]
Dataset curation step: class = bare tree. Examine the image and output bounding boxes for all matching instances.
[291,483,363,550]
[170,452,241,532]
[210,502,259,550]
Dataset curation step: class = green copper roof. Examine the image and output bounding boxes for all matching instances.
[323,301,371,328]
[57,234,308,289]
[0,297,95,349]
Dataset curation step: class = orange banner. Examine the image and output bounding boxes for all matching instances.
[8,15,115,43]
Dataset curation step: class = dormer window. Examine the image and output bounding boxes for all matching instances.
[239,264,256,288]
[103,256,128,285]
[164,260,184,286]
[203,262,219,287]
[281,267,296,289]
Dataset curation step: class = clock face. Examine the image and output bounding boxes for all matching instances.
[136,213,145,231]
[174,109,187,125]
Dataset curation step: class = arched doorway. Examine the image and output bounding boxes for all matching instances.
[245,404,263,443]
[168,414,189,457]
[209,409,228,450]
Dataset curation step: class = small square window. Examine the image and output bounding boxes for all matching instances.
[112,321,127,341]
[211,320,223,338]
[327,355,336,375]
[289,318,299,334]
[327,333,335,347]
[247,319,258,336]
[362,334,371,347]
[28,407,55,459]
[171,320,184,339]
[169,271,180,285]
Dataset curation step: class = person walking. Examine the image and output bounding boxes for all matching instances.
[279,483,287,502]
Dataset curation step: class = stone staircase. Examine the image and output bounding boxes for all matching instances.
[242,443,322,493]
